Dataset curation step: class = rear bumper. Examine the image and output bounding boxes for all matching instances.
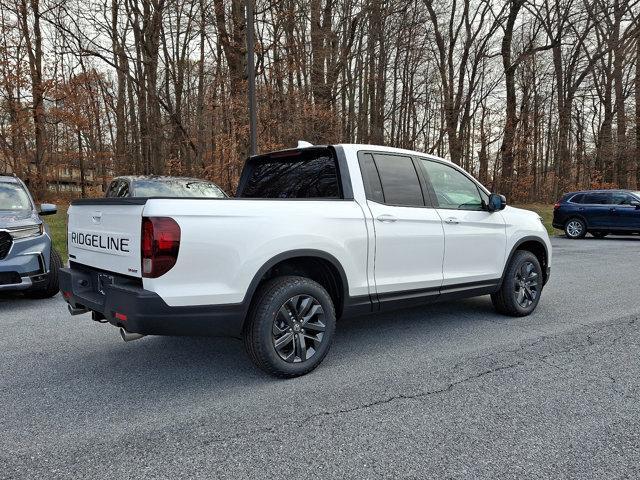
[59,267,246,338]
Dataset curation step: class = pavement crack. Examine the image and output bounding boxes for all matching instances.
[198,361,526,449]
[307,361,526,418]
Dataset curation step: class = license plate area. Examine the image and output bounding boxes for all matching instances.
[97,274,114,295]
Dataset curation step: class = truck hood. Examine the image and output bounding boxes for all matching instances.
[0,210,41,229]
[500,206,551,243]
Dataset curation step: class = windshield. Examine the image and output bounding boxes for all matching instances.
[0,182,32,211]
[134,180,227,198]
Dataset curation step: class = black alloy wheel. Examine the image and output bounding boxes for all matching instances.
[513,260,539,309]
[244,275,336,377]
[491,250,543,317]
[272,294,326,363]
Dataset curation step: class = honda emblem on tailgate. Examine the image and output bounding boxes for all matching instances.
[91,211,102,224]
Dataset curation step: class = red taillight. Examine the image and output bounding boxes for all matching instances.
[141,217,181,278]
[553,202,561,210]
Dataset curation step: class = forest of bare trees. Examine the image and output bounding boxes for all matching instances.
[0,0,639,202]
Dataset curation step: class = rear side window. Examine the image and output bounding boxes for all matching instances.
[358,153,385,204]
[240,150,341,199]
[583,192,611,204]
[371,154,424,206]
[568,193,584,203]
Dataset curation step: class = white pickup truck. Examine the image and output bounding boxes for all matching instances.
[60,144,551,377]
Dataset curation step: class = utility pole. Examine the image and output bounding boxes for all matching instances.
[246,0,257,156]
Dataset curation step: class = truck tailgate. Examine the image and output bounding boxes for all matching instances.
[67,200,144,277]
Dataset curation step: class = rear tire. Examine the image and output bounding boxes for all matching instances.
[25,249,62,299]
[243,275,336,378]
[591,231,608,239]
[491,250,543,317]
[564,218,586,239]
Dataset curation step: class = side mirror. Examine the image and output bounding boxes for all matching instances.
[487,193,507,212]
[631,200,640,209]
[39,203,57,216]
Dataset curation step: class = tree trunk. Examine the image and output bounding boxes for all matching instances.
[19,0,46,197]
[499,0,525,198]
[635,30,640,188]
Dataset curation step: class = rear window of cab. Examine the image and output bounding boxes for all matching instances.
[239,148,342,199]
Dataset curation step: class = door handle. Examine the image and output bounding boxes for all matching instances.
[376,214,398,223]
[444,217,459,225]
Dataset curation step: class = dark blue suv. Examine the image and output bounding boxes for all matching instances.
[553,189,640,239]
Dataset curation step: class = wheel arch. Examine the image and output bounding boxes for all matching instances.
[502,237,549,285]
[241,249,351,322]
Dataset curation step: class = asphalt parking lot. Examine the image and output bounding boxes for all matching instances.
[1,236,639,479]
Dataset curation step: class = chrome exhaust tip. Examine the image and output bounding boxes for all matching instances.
[68,304,89,316]
[119,328,145,342]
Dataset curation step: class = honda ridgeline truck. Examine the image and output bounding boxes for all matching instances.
[60,144,552,377]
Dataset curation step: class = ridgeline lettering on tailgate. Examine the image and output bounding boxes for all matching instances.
[71,232,130,253]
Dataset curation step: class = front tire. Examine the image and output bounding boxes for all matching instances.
[243,275,336,378]
[25,248,62,299]
[491,250,543,317]
[564,218,586,239]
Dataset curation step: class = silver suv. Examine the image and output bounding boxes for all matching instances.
[0,175,61,297]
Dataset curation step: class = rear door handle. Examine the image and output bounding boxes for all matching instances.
[444,217,459,225]
[376,214,398,223]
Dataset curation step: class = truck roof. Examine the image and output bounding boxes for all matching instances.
[262,143,451,164]
[336,143,450,162]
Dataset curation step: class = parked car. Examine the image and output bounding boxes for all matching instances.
[0,175,61,297]
[553,189,640,239]
[105,176,227,198]
[60,144,551,377]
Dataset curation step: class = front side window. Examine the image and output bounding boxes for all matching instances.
[611,192,636,205]
[0,182,32,211]
[372,154,424,207]
[241,151,341,199]
[420,160,484,210]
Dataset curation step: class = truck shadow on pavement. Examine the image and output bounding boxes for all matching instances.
[43,296,501,387]
[2,292,520,417]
